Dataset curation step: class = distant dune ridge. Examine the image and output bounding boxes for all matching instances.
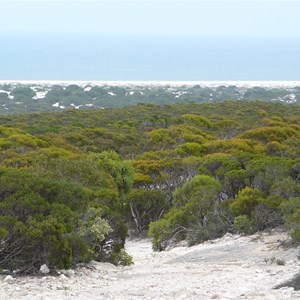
[1,80,300,114]
[1,80,300,88]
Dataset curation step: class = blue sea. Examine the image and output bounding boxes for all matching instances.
[1,34,300,81]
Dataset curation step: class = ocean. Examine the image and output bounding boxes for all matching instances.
[1,34,300,81]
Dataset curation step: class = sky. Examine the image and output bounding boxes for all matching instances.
[1,0,300,38]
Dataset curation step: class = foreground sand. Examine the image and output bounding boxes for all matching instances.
[1,230,300,299]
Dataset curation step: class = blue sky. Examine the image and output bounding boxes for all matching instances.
[1,1,300,37]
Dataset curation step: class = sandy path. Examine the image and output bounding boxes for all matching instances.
[1,230,300,299]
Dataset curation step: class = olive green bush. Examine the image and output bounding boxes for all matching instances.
[148,175,225,250]
[0,169,128,274]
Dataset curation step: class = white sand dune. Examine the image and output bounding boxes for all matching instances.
[1,80,300,88]
[1,229,300,299]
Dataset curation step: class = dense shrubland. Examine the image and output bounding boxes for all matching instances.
[0,100,300,273]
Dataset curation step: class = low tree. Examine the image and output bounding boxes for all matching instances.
[125,189,168,232]
[149,175,224,250]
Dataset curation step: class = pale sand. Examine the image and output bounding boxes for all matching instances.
[1,229,300,299]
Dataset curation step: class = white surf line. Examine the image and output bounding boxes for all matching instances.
[0,80,300,88]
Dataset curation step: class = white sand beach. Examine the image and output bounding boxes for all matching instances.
[1,80,300,88]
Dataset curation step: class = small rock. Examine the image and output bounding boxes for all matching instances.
[64,270,75,278]
[223,233,233,238]
[58,274,68,281]
[4,275,15,283]
[60,269,75,278]
[223,233,233,241]
[40,264,50,275]
[279,287,295,294]
[88,261,118,272]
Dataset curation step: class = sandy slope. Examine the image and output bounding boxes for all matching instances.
[1,230,300,300]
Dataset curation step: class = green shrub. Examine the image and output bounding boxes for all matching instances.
[264,256,286,266]
[280,197,300,244]
[148,175,224,250]
[233,215,255,234]
[0,169,115,274]
[230,187,264,217]
[110,249,133,266]
[148,213,177,251]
